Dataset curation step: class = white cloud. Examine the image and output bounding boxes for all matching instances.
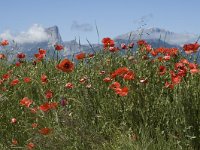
[0,24,49,44]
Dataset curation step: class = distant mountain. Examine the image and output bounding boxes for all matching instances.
[115,27,199,47]
[2,26,200,61]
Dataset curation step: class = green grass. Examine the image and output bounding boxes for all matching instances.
[0,43,199,150]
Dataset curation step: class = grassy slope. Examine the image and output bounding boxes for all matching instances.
[0,47,199,150]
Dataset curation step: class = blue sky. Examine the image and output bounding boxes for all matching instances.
[0,0,200,44]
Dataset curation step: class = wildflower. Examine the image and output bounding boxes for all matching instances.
[56,59,74,72]
[39,102,58,112]
[27,142,35,150]
[150,50,158,57]
[75,52,86,60]
[10,79,20,86]
[189,63,198,69]
[111,67,129,78]
[41,74,48,84]
[165,81,174,89]
[20,97,33,108]
[99,71,106,75]
[2,73,10,80]
[45,90,53,99]
[15,62,21,67]
[139,78,148,84]
[190,69,199,74]
[79,76,87,83]
[115,87,129,96]
[123,71,135,80]
[12,139,18,145]
[0,54,6,59]
[32,123,38,128]
[128,42,134,48]
[0,40,9,46]
[180,58,189,65]
[39,102,51,112]
[39,127,51,135]
[65,82,73,89]
[86,84,92,88]
[23,77,31,83]
[159,66,167,75]
[54,44,64,51]
[30,107,38,114]
[34,53,45,60]
[110,82,121,90]
[88,53,95,58]
[60,98,68,106]
[137,40,147,46]
[121,43,127,49]
[109,46,119,52]
[183,42,200,54]
[102,37,115,48]
[103,77,112,82]
[163,55,171,61]
[11,118,17,124]
[17,53,26,59]
[38,48,46,55]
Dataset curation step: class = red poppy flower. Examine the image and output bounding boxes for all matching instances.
[0,40,9,46]
[165,81,174,89]
[39,102,58,112]
[39,127,51,135]
[45,90,53,99]
[102,37,115,48]
[32,123,38,128]
[123,71,135,80]
[17,53,26,59]
[38,48,46,55]
[115,87,129,96]
[27,142,35,150]
[171,75,182,85]
[15,62,21,67]
[183,42,200,54]
[180,59,189,65]
[30,107,38,114]
[56,59,74,72]
[109,46,119,52]
[110,82,121,89]
[12,139,18,145]
[0,54,6,59]
[159,66,167,75]
[54,44,64,51]
[111,67,129,78]
[137,40,147,46]
[65,82,74,89]
[150,50,158,57]
[0,80,3,85]
[188,63,198,69]
[121,43,127,49]
[10,79,20,86]
[20,97,33,108]
[41,74,48,84]
[103,77,112,82]
[23,77,31,83]
[75,52,86,60]
[39,102,51,112]
[34,53,45,60]
[2,73,10,80]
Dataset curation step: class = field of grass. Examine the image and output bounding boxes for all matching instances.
[0,39,200,150]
